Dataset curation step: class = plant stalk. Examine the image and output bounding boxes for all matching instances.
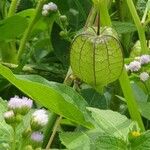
[12,126,16,150]
[17,0,46,63]
[42,113,58,148]
[1,0,19,63]
[43,68,73,148]
[7,0,18,17]
[95,0,145,131]
[46,116,62,149]
[126,0,148,54]
[119,69,145,131]
[96,1,111,26]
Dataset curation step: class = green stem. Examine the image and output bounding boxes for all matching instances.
[141,6,148,24]
[1,0,19,63]
[42,113,58,148]
[119,69,145,131]
[46,116,62,149]
[17,0,46,63]
[85,7,97,28]
[96,0,145,131]
[42,68,73,148]
[7,0,18,17]
[126,0,148,54]
[12,126,16,150]
[96,1,111,26]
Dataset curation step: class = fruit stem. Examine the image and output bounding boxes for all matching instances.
[97,12,100,35]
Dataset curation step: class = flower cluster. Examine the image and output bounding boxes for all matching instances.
[42,2,58,16]
[125,54,150,82]
[3,96,49,148]
[8,96,33,114]
[29,109,48,147]
[4,96,33,125]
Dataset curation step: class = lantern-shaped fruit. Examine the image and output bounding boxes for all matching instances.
[70,27,123,89]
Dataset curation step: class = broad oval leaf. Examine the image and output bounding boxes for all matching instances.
[0,64,92,128]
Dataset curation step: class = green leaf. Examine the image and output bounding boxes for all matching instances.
[0,15,28,41]
[87,107,132,139]
[116,94,150,120]
[95,135,127,150]
[0,98,13,147]
[138,102,150,120]
[130,130,150,150]
[60,132,91,150]
[0,64,92,128]
[80,88,109,109]
[60,131,128,150]
[113,21,136,34]
[17,9,35,22]
[131,82,148,103]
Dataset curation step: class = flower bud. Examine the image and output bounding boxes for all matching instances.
[15,114,23,124]
[59,31,67,37]
[42,10,49,16]
[128,61,141,72]
[140,55,150,65]
[24,145,33,150]
[30,109,48,131]
[60,15,67,22]
[47,2,58,12]
[22,127,32,138]
[42,2,58,16]
[30,132,44,147]
[4,110,15,124]
[139,72,149,82]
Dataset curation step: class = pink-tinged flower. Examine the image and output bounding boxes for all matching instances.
[31,132,44,142]
[42,2,58,16]
[140,55,150,65]
[47,2,58,11]
[139,72,149,82]
[31,109,48,130]
[128,61,141,72]
[8,96,33,114]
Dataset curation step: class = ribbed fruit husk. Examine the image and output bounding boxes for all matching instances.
[70,27,123,90]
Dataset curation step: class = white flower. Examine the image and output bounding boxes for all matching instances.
[42,10,49,16]
[4,110,15,124]
[43,4,50,11]
[31,109,48,130]
[140,55,150,65]
[8,96,33,114]
[4,110,14,119]
[47,2,58,11]
[31,132,43,142]
[139,72,149,82]
[128,61,141,72]
[42,2,58,16]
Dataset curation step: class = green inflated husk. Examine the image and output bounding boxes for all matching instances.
[70,27,123,90]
